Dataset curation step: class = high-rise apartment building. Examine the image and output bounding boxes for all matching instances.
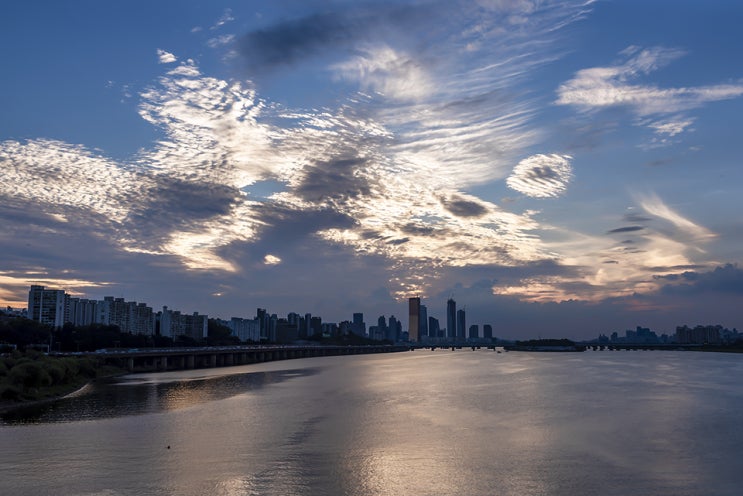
[408,297,420,342]
[159,306,208,340]
[28,285,66,328]
[352,312,366,336]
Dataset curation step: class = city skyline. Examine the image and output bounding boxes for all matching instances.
[2,2,743,340]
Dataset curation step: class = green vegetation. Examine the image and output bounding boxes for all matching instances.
[0,350,122,404]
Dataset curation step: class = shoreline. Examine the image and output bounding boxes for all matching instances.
[0,370,127,417]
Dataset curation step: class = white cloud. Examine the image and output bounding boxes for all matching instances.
[645,117,695,137]
[506,153,572,198]
[1,1,618,302]
[264,254,281,265]
[332,45,432,102]
[638,193,716,241]
[156,49,177,64]
[207,34,235,49]
[211,8,234,30]
[556,46,743,139]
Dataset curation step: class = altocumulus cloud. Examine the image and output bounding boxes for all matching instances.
[506,154,572,198]
[8,1,715,306]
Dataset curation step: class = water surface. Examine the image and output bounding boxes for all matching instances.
[1,350,741,495]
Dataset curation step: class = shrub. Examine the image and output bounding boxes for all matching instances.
[0,384,22,401]
[8,362,52,390]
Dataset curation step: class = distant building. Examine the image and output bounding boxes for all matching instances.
[96,296,154,335]
[676,325,721,344]
[388,315,401,342]
[28,285,65,328]
[447,298,456,341]
[257,308,268,340]
[228,317,260,342]
[159,306,207,340]
[276,318,298,343]
[468,324,479,340]
[419,304,428,339]
[304,313,312,337]
[408,297,420,342]
[352,312,366,336]
[428,316,440,340]
[310,316,322,337]
[483,324,493,341]
[65,297,97,327]
[456,309,466,342]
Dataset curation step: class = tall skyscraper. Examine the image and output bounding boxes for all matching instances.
[457,308,466,342]
[388,315,401,342]
[428,316,440,339]
[446,298,456,341]
[419,304,428,339]
[408,297,420,342]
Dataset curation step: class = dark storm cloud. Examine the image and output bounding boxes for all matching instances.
[607,225,644,234]
[236,3,437,72]
[441,196,488,218]
[656,264,743,294]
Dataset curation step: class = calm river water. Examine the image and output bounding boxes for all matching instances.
[1,350,742,495]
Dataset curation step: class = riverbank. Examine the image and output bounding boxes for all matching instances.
[0,351,127,414]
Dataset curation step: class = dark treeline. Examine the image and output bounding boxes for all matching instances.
[0,313,388,354]
[0,316,244,352]
[515,338,577,347]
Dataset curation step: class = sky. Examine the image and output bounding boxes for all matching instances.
[2,0,743,340]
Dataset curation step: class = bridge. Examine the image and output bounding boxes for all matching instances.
[584,343,704,351]
[56,344,411,373]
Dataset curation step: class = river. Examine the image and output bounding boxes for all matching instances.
[1,350,741,495]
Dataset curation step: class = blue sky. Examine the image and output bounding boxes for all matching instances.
[2,0,743,340]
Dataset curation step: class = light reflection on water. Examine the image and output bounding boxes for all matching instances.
[1,365,322,424]
[1,351,742,496]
